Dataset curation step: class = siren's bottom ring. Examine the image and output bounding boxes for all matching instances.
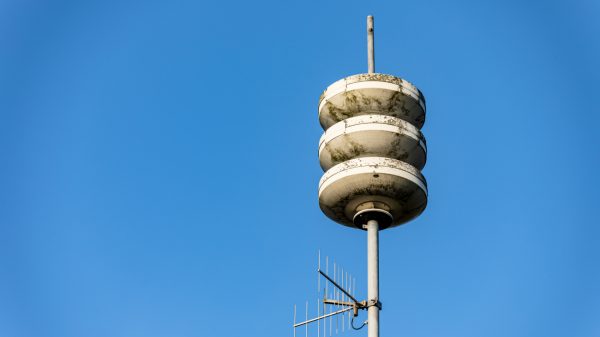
[318,157,428,229]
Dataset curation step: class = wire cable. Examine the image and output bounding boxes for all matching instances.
[351,316,366,330]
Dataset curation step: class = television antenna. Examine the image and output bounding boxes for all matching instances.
[294,15,428,337]
[293,251,369,337]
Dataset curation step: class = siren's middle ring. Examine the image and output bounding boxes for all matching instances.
[318,115,427,171]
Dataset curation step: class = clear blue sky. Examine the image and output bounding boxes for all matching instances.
[1,0,599,336]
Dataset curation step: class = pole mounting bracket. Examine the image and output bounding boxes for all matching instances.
[367,299,382,310]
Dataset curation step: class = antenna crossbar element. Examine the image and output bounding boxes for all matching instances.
[323,298,367,317]
[318,269,359,304]
[293,307,354,328]
[323,299,355,307]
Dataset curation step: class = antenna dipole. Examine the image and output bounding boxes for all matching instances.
[292,254,367,336]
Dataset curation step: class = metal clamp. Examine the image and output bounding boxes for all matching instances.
[367,299,382,310]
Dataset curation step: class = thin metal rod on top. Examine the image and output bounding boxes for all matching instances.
[367,15,375,73]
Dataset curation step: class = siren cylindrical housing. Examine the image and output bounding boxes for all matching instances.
[317,73,428,229]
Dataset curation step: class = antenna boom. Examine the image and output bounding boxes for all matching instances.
[318,270,359,304]
[293,307,353,328]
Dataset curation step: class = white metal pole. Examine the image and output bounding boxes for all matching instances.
[366,19,379,336]
[367,15,375,74]
[367,219,379,337]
